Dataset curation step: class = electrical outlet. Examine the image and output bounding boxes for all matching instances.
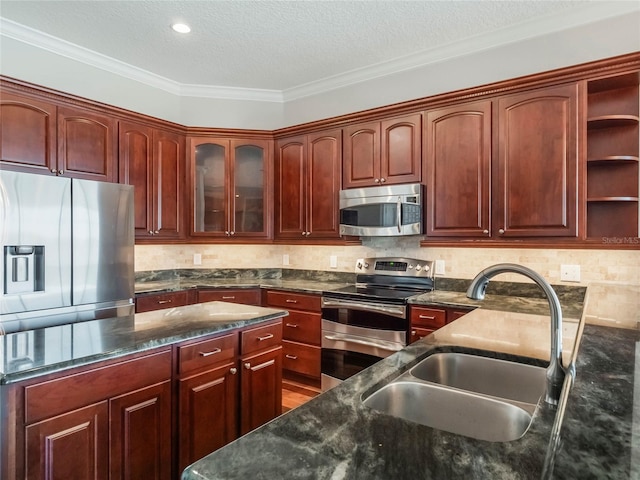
[434,260,445,275]
[193,253,202,265]
[282,254,290,266]
[560,264,581,282]
[329,255,338,268]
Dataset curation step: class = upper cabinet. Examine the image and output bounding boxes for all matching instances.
[424,83,579,242]
[343,113,422,188]
[188,137,272,240]
[119,121,185,241]
[1,92,116,182]
[425,101,492,238]
[495,83,579,238]
[274,129,342,242]
[585,72,639,241]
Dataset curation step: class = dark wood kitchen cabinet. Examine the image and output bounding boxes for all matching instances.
[409,305,473,343]
[197,287,262,305]
[343,113,422,188]
[425,101,492,238]
[423,83,579,242]
[5,349,173,480]
[188,137,272,240]
[135,289,195,313]
[265,290,321,386]
[1,92,116,182]
[495,83,579,238]
[274,129,342,241]
[176,333,239,473]
[119,121,186,240]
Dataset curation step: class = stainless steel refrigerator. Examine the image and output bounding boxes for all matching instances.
[0,170,134,333]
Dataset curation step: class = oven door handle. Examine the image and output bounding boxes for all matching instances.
[323,333,402,353]
[321,298,406,318]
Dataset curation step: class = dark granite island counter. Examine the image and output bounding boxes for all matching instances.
[182,284,639,480]
[0,301,289,384]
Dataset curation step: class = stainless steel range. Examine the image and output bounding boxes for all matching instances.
[320,257,434,391]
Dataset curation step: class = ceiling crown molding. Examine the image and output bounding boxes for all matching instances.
[2,2,639,104]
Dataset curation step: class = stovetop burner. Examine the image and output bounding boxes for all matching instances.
[324,257,435,303]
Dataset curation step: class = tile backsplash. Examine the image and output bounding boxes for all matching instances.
[135,237,640,287]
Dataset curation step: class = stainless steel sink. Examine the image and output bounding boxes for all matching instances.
[409,352,547,405]
[362,381,533,442]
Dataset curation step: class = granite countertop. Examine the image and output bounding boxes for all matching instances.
[135,278,352,295]
[182,285,639,480]
[0,301,288,384]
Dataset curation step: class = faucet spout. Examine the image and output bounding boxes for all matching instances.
[466,263,566,406]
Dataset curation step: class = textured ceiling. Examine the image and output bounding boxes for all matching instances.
[0,1,627,93]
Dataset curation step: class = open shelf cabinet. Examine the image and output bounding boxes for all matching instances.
[586,71,639,242]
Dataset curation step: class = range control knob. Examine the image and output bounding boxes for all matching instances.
[408,264,414,269]
[415,265,422,271]
[363,262,369,269]
[423,265,430,272]
[356,262,363,269]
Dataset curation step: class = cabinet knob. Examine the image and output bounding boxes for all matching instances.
[230,367,237,375]
[306,231,311,236]
[499,228,505,234]
[154,230,159,234]
[230,231,235,236]
[380,178,386,183]
[374,178,380,183]
[50,168,57,174]
[483,229,489,234]
[58,169,64,175]
[301,232,306,236]
[244,362,251,370]
[148,230,154,235]
[225,231,230,236]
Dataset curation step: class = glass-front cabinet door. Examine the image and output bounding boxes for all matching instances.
[190,137,272,239]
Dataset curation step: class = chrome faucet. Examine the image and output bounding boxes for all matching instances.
[466,263,566,406]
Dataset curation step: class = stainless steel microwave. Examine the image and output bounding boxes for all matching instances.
[339,183,423,237]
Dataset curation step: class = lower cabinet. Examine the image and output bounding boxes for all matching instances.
[4,321,283,480]
[409,305,474,343]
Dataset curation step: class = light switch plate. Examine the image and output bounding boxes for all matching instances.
[560,264,580,282]
[435,260,445,275]
[193,253,202,265]
[282,254,290,266]
[329,255,338,268]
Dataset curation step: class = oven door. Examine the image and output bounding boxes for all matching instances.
[320,297,407,391]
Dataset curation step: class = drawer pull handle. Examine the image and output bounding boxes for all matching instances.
[157,299,172,304]
[285,354,298,360]
[285,299,298,303]
[199,348,222,357]
[419,315,435,320]
[257,333,274,341]
[285,323,298,328]
[222,296,236,300]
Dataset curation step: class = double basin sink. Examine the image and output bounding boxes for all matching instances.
[362,351,547,442]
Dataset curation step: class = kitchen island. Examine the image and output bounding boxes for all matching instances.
[0,301,289,480]
[182,284,639,480]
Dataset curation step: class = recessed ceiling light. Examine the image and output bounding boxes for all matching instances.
[172,23,191,34]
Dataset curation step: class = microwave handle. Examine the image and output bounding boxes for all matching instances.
[397,196,402,233]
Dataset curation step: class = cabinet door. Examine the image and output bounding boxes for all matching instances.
[57,105,116,182]
[178,362,238,472]
[240,347,282,435]
[496,84,578,237]
[307,129,342,239]
[191,138,230,236]
[381,113,422,185]
[231,139,271,238]
[119,121,154,237]
[25,401,109,480]
[153,128,185,239]
[425,102,492,237]
[110,381,172,480]
[0,92,57,175]
[275,136,306,239]
[342,121,380,188]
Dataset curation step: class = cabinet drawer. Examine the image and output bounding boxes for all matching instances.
[136,290,190,313]
[410,306,446,329]
[25,349,172,424]
[241,322,283,356]
[197,288,261,305]
[265,290,321,312]
[282,341,321,378]
[177,333,237,376]
[282,310,321,345]
[410,327,436,344]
